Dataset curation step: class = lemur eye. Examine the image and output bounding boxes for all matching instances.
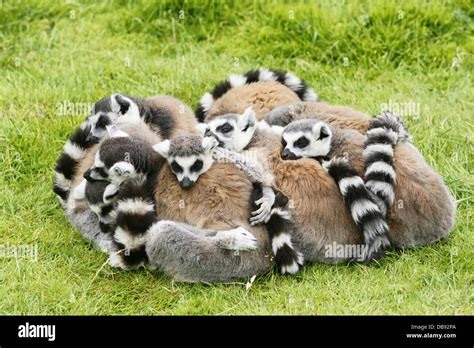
[294,137,309,148]
[97,115,111,128]
[281,138,287,147]
[216,123,233,134]
[170,161,183,173]
[190,159,203,172]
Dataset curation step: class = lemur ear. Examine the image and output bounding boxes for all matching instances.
[312,122,332,140]
[106,125,130,138]
[195,123,208,136]
[153,140,171,158]
[110,94,131,115]
[238,107,257,130]
[202,136,218,152]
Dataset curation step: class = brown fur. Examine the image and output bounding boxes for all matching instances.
[145,95,198,137]
[266,101,372,133]
[206,81,300,122]
[260,130,455,260]
[154,162,271,252]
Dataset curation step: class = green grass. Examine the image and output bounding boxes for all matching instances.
[0,0,472,315]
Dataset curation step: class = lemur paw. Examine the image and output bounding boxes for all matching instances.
[109,161,135,182]
[217,227,258,251]
[250,187,276,225]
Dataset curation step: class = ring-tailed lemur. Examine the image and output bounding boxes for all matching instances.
[278,116,406,260]
[53,94,197,207]
[198,108,304,273]
[195,68,318,122]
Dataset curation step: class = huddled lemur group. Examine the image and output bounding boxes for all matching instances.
[54,69,455,282]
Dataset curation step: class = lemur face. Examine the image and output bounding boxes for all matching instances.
[84,126,137,185]
[281,120,332,160]
[153,135,218,190]
[85,94,140,143]
[200,107,257,152]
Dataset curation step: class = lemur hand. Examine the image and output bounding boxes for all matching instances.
[250,186,275,225]
[215,227,258,251]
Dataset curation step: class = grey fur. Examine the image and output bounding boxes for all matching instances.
[146,221,271,283]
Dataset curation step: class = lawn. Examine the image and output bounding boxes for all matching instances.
[0,0,472,315]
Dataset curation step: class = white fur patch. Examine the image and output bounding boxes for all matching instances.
[199,93,214,112]
[114,227,149,250]
[367,127,398,144]
[228,74,247,87]
[271,233,293,255]
[303,88,318,101]
[73,179,87,200]
[259,69,276,81]
[284,73,302,90]
[363,143,394,158]
[55,172,70,190]
[64,140,85,161]
[338,176,364,196]
[350,199,380,224]
[365,180,395,204]
[366,161,396,179]
[117,199,154,215]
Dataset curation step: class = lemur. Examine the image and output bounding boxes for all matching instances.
[154,131,303,274]
[278,115,406,260]
[53,94,197,207]
[195,68,318,122]
[201,108,391,261]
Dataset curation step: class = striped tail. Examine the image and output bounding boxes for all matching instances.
[195,68,318,122]
[324,157,391,262]
[251,185,304,274]
[363,111,407,216]
[109,179,158,270]
[53,123,98,206]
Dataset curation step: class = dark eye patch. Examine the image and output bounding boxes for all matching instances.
[170,161,183,173]
[318,127,330,140]
[294,136,309,148]
[281,138,287,148]
[216,123,234,134]
[96,114,111,128]
[190,159,203,172]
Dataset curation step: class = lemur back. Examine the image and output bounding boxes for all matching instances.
[196,68,318,122]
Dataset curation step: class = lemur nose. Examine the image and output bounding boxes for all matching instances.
[281,148,296,160]
[180,177,194,190]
